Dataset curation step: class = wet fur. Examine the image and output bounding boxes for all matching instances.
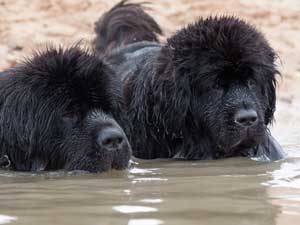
[93,0,162,54]
[94,1,285,160]
[0,46,131,172]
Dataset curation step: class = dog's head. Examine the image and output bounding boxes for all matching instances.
[162,16,279,156]
[0,46,131,172]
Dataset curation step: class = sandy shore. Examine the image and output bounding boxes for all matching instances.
[0,0,299,101]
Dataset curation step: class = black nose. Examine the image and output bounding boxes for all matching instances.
[97,127,125,151]
[234,109,258,127]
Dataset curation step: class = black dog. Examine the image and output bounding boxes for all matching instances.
[0,46,131,172]
[94,1,285,160]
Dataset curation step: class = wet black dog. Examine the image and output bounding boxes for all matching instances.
[0,46,131,172]
[94,1,285,160]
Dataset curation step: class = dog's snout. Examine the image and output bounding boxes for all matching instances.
[234,109,258,127]
[97,127,125,151]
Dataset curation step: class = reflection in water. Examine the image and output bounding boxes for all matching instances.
[264,161,300,188]
[263,159,300,223]
[140,199,163,203]
[0,152,299,225]
[130,168,160,175]
[132,178,168,184]
[0,215,16,224]
[113,205,158,214]
[128,219,163,225]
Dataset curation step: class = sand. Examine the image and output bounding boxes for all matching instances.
[0,0,299,101]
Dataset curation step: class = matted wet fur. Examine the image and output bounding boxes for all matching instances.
[93,0,162,54]
[94,1,285,160]
[0,46,131,172]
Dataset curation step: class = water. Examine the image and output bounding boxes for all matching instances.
[0,89,299,225]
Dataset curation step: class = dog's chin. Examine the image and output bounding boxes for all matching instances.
[216,131,265,157]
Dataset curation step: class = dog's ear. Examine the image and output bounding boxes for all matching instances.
[265,78,276,125]
[263,52,279,125]
[149,49,192,135]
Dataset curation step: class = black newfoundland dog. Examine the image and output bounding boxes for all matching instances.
[94,1,285,160]
[0,46,131,172]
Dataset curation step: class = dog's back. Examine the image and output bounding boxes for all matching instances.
[93,0,163,82]
[93,0,162,54]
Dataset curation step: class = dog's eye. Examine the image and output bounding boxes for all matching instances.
[62,112,79,127]
[247,80,256,88]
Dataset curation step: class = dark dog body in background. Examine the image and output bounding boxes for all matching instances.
[94,1,285,160]
[0,46,131,172]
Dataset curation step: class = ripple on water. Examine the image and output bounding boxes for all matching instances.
[0,215,17,224]
[113,205,158,214]
[140,199,163,203]
[128,219,163,225]
[130,168,160,175]
[263,161,300,188]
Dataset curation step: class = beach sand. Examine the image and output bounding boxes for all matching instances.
[0,0,299,101]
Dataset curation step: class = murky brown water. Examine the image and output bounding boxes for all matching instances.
[0,83,299,225]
